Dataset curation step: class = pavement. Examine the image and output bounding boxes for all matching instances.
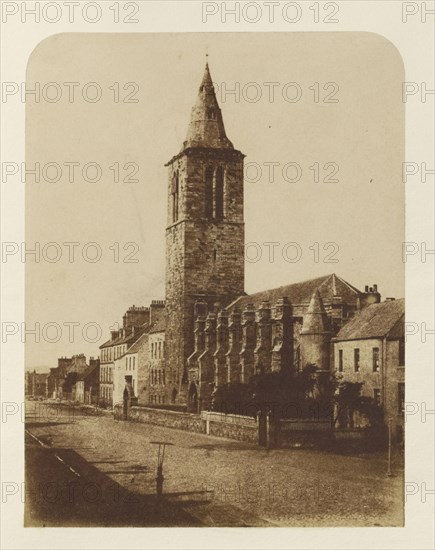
[25,400,404,527]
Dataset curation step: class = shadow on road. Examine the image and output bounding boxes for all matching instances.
[25,440,202,527]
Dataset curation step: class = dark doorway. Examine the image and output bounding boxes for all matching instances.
[188,383,198,413]
[123,387,129,420]
[258,410,267,447]
[171,388,178,403]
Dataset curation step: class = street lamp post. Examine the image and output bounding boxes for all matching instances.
[150,441,174,496]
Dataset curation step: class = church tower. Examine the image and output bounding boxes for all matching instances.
[165,63,245,404]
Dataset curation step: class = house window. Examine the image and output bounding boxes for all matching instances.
[372,347,380,372]
[398,338,405,366]
[338,349,343,372]
[126,357,128,368]
[354,348,360,372]
[373,389,381,405]
[133,357,135,370]
[398,383,405,413]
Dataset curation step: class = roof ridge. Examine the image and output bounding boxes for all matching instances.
[334,274,362,294]
[244,273,333,299]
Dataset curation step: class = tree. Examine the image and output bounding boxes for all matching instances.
[211,382,254,415]
[334,381,384,429]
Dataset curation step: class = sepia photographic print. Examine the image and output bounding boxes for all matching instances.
[1,2,434,550]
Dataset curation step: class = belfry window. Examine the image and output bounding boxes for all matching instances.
[205,165,224,221]
[171,171,179,223]
[215,166,224,220]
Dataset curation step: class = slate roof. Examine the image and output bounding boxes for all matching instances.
[99,339,112,349]
[123,332,149,354]
[112,307,166,360]
[99,317,159,350]
[77,362,99,381]
[149,315,166,334]
[227,273,363,312]
[334,299,405,341]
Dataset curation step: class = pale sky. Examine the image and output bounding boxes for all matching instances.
[25,32,404,369]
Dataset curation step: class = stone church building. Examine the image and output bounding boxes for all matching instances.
[103,63,395,414]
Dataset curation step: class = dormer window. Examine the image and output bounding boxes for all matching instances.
[207,108,216,120]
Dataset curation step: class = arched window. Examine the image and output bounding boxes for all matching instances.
[205,166,214,218]
[215,166,224,220]
[171,171,179,223]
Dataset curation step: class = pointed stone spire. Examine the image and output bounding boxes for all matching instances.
[182,63,234,151]
[300,290,332,372]
[300,290,330,335]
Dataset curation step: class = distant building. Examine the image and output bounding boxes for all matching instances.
[113,332,147,407]
[74,358,100,405]
[148,316,180,405]
[333,298,405,443]
[25,370,49,398]
[46,354,88,400]
[99,301,165,408]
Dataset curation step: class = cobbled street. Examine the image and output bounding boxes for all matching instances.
[25,401,404,527]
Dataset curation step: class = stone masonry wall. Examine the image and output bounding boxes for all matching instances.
[165,149,245,406]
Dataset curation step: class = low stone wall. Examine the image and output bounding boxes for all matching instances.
[117,405,204,434]
[115,405,335,448]
[202,412,258,444]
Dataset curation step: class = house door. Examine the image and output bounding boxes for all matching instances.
[188,383,198,413]
[258,410,267,447]
[123,387,129,420]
